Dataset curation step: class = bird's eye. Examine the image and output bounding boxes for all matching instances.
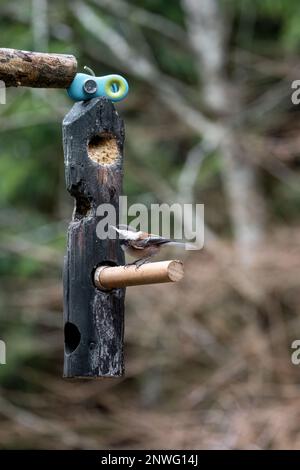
[83,79,97,94]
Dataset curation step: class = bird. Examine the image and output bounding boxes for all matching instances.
[110,225,187,267]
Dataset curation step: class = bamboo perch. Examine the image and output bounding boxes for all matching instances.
[0,48,77,88]
[94,260,184,290]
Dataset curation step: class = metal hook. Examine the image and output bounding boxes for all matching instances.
[83,66,96,76]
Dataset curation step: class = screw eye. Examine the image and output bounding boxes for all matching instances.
[83,79,97,94]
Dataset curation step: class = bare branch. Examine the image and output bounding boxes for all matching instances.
[177,141,214,202]
[91,0,187,42]
[182,0,228,112]
[182,0,266,264]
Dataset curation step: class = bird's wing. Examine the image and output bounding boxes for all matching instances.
[131,237,171,249]
[128,239,149,250]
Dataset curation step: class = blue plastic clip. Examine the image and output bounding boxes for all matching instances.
[67,67,129,102]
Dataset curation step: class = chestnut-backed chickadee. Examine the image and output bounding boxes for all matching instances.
[110,226,187,267]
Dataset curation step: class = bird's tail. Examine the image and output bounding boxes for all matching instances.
[166,241,197,250]
[165,241,185,246]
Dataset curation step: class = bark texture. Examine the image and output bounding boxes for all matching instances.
[0,48,77,87]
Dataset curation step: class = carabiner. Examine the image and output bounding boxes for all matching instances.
[67,72,129,102]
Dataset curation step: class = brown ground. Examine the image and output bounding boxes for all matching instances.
[1,226,300,449]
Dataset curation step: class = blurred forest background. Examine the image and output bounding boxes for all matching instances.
[1,0,300,449]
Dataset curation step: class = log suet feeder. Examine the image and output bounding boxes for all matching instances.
[1,48,185,379]
[62,98,184,378]
[62,97,126,378]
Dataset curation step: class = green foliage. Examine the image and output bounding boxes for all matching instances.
[228,0,300,50]
[134,0,183,24]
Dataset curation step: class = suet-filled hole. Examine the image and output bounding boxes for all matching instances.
[64,322,81,354]
[88,135,119,166]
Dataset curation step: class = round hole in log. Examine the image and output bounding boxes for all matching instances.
[88,135,119,166]
[64,322,81,354]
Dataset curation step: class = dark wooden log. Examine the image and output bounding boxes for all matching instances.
[62,97,125,378]
[0,48,77,88]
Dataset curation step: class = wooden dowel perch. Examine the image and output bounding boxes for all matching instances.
[94,260,184,289]
[0,48,77,88]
